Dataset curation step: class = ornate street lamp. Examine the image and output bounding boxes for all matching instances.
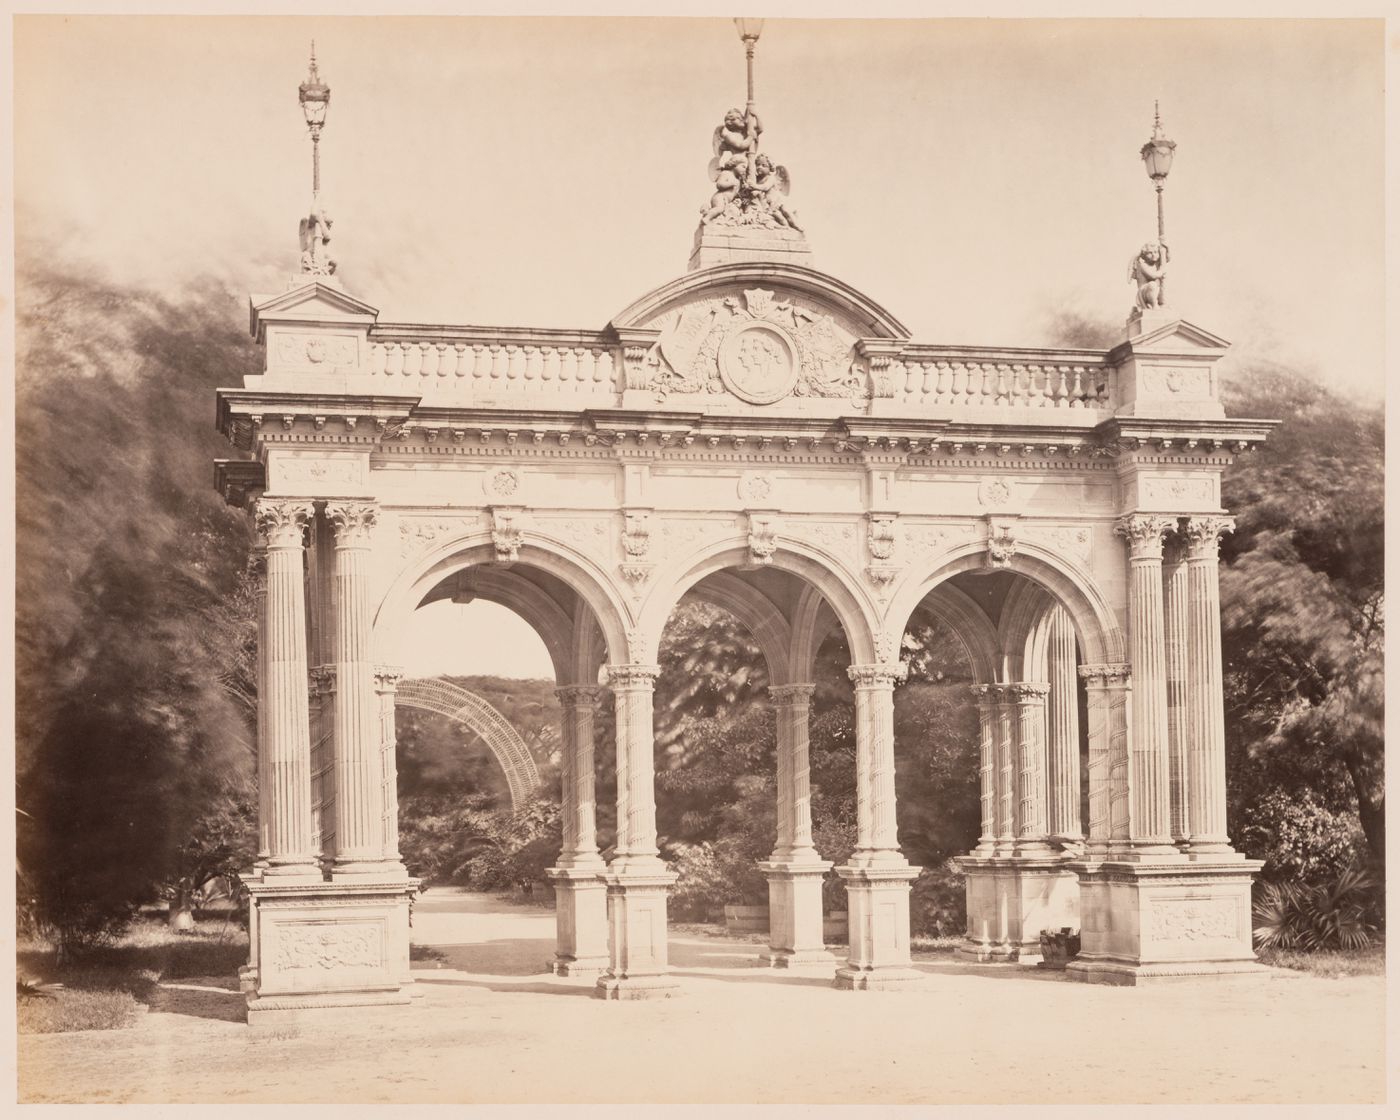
[298,41,331,193]
[1139,101,1176,298]
[734,18,764,113]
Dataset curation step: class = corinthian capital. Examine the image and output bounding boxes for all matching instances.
[325,500,379,546]
[847,663,909,689]
[606,664,662,689]
[768,683,816,707]
[1006,681,1051,703]
[1182,515,1236,559]
[374,665,405,691]
[555,684,612,710]
[1114,514,1174,560]
[254,497,314,549]
[1078,662,1131,687]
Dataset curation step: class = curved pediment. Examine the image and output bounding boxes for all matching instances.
[610,263,909,407]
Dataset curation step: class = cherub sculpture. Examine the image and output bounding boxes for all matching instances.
[701,107,762,224]
[1129,240,1169,309]
[749,154,801,232]
[299,193,336,275]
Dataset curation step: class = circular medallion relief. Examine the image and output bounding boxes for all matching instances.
[718,322,800,405]
[484,467,522,500]
[979,478,1013,508]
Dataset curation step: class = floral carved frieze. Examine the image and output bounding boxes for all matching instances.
[658,517,739,556]
[272,923,381,972]
[905,521,979,559]
[1020,523,1093,566]
[790,519,859,559]
[1140,366,1211,398]
[1147,898,1239,943]
[272,332,358,371]
[397,514,485,558]
[1140,476,1216,507]
[642,288,862,404]
[535,516,611,559]
[274,456,366,493]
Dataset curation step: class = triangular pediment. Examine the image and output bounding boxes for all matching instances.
[1125,318,1231,354]
[249,281,381,340]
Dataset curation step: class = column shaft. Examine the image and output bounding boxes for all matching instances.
[1163,542,1192,845]
[375,668,404,862]
[994,688,1016,850]
[1010,682,1051,850]
[555,685,607,867]
[255,499,317,874]
[1185,517,1236,850]
[607,665,662,872]
[327,502,389,870]
[769,684,818,861]
[1116,515,1175,852]
[848,664,907,865]
[971,686,996,850]
[1045,606,1083,840]
[1079,663,1131,855]
[251,548,270,865]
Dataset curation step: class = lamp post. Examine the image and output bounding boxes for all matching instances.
[1139,101,1176,302]
[735,19,764,113]
[298,42,330,193]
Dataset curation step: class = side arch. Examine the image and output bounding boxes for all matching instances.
[687,571,793,685]
[887,540,1125,668]
[915,584,1000,685]
[396,678,542,810]
[374,530,632,673]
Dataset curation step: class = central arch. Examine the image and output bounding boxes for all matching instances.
[395,678,542,810]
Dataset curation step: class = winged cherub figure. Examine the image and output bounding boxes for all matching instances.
[701,107,763,224]
[1129,240,1169,309]
[750,154,801,232]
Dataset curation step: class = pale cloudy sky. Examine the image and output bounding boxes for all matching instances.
[12,11,1386,678]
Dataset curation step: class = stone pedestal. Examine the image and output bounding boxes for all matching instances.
[1066,858,1266,985]
[244,876,417,1029]
[955,855,1080,963]
[758,860,836,970]
[832,864,923,990]
[688,223,813,271]
[594,869,680,1000]
[545,867,609,977]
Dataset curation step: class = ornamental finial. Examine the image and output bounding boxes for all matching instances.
[296,41,335,279]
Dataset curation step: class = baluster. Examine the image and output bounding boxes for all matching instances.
[1069,367,1084,408]
[1010,364,1025,406]
[601,348,619,391]
[560,346,577,386]
[469,344,486,382]
[578,347,595,388]
[382,342,400,378]
[521,345,539,382]
[488,344,506,380]
[921,361,936,403]
[990,364,1006,405]
[434,343,449,377]
[541,346,559,383]
[1053,365,1069,407]
[452,343,467,377]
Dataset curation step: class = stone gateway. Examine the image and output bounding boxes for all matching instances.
[215,34,1273,1027]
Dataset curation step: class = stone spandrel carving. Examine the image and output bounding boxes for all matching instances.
[273,922,381,971]
[642,288,861,403]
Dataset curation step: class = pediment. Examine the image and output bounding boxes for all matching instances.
[1122,318,1231,355]
[249,280,381,341]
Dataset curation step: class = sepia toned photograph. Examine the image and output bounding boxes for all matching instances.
[10,8,1386,1106]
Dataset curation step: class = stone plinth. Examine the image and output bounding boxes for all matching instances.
[1066,858,1267,985]
[833,864,924,990]
[758,860,837,970]
[688,223,813,271]
[594,869,681,1000]
[545,866,609,977]
[955,854,1079,963]
[244,876,417,1029]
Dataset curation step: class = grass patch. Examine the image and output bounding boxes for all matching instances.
[1257,943,1386,979]
[17,917,249,1034]
[409,943,448,963]
[911,934,963,954]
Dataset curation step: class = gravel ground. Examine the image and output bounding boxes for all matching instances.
[18,888,1387,1105]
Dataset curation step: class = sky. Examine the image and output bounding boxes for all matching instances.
[10,12,1387,678]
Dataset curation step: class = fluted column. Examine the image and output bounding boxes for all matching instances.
[250,547,270,867]
[970,684,997,852]
[555,685,609,868]
[993,686,1016,853]
[254,498,318,877]
[847,663,908,866]
[1077,664,1130,856]
[769,684,819,862]
[607,664,663,872]
[326,501,394,874]
[308,665,337,860]
[1009,682,1052,853]
[374,667,404,862]
[1114,514,1177,855]
[1045,607,1083,841]
[1163,536,1192,847]
[1184,516,1237,854]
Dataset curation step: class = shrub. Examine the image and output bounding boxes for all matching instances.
[909,860,966,938]
[1253,864,1381,951]
[666,836,770,920]
[1235,787,1369,886]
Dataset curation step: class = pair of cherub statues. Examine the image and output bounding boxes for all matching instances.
[700,107,802,232]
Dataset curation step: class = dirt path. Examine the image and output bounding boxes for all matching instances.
[18,889,1387,1104]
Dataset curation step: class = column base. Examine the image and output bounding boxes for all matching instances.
[1066,857,1264,984]
[757,859,832,969]
[833,862,922,991]
[244,877,418,1029]
[593,868,680,1001]
[955,853,1080,963]
[760,947,840,971]
[546,865,610,978]
[330,859,410,881]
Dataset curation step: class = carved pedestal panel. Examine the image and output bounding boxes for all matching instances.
[758,860,836,971]
[244,877,418,1030]
[954,854,1080,963]
[833,864,924,990]
[546,867,610,978]
[594,869,681,1000]
[1066,858,1267,985]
